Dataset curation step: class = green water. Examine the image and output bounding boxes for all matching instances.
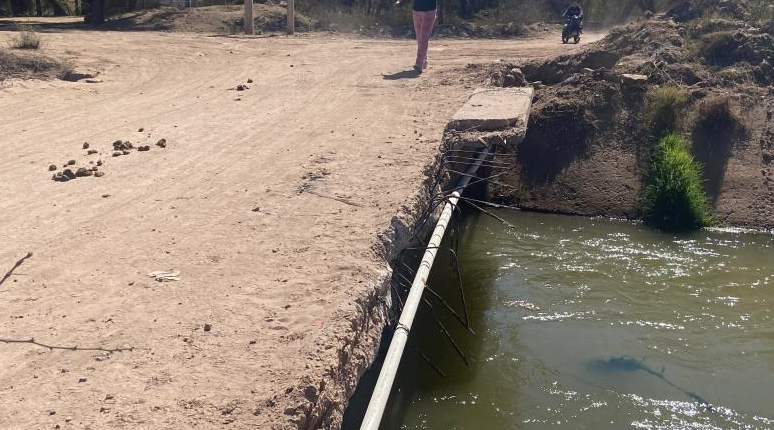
[343,210,774,430]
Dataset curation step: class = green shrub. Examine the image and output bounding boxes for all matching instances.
[643,133,714,231]
[645,86,688,138]
[11,24,41,50]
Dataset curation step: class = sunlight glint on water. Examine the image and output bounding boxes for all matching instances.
[356,210,774,430]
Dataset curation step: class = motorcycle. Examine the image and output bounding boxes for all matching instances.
[562,15,582,44]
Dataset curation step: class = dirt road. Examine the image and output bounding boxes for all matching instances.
[0,26,602,429]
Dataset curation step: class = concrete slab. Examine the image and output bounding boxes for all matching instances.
[448,87,534,135]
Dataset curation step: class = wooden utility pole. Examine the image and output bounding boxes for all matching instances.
[287,0,294,35]
[244,0,254,35]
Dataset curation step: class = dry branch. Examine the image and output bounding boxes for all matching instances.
[0,252,33,287]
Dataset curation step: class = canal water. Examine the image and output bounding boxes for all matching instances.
[343,210,774,429]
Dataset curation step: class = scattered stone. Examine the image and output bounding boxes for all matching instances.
[247,78,254,83]
[48,164,57,171]
[95,171,105,178]
[62,169,76,180]
[156,139,167,148]
[621,73,649,89]
[67,160,76,166]
[75,167,92,177]
[122,150,130,155]
[138,127,144,132]
[47,410,56,416]
[503,68,527,87]
[252,206,260,212]
[82,142,89,149]
[97,160,103,166]
[137,145,150,152]
[87,149,98,155]
[203,323,212,332]
[112,140,123,150]
[112,151,121,157]
[78,377,87,383]
[236,84,248,91]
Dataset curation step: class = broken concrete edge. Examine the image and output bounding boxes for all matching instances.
[448,86,534,132]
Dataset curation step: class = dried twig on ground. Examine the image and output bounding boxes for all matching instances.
[304,189,364,207]
[0,337,134,353]
[0,252,33,287]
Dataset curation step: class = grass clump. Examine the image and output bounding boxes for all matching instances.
[693,96,741,133]
[11,24,41,50]
[643,133,714,231]
[695,31,739,66]
[645,86,688,138]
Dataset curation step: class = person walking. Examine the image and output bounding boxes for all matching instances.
[394,0,437,73]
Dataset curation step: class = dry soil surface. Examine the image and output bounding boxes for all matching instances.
[0,24,602,429]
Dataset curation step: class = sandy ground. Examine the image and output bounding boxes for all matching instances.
[0,24,602,429]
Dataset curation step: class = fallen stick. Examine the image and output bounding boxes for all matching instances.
[0,337,133,353]
[304,190,364,207]
[0,252,33,287]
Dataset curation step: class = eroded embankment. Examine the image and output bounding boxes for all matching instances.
[487,9,774,229]
[276,149,447,429]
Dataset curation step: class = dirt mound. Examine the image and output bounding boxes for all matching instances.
[487,6,774,229]
[103,4,317,33]
[0,49,71,81]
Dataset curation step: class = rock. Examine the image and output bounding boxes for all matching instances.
[47,410,56,416]
[102,194,110,198]
[112,140,123,150]
[78,377,87,383]
[503,68,527,87]
[249,340,257,345]
[203,323,212,332]
[75,167,92,177]
[48,164,57,171]
[581,68,594,74]
[122,150,130,155]
[83,142,89,149]
[62,169,76,180]
[105,394,114,400]
[137,145,150,152]
[92,166,99,171]
[247,78,254,83]
[87,149,98,155]
[67,160,76,166]
[123,141,134,150]
[621,73,648,89]
[236,84,248,91]
[112,151,122,157]
[763,153,773,164]
[156,139,167,148]
[138,127,144,132]
[97,160,103,166]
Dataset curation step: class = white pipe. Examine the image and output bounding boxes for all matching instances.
[359,147,491,430]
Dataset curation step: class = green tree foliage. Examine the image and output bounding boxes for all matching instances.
[643,134,714,231]
[294,0,672,26]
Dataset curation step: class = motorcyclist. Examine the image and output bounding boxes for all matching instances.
[563,3,584,27]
